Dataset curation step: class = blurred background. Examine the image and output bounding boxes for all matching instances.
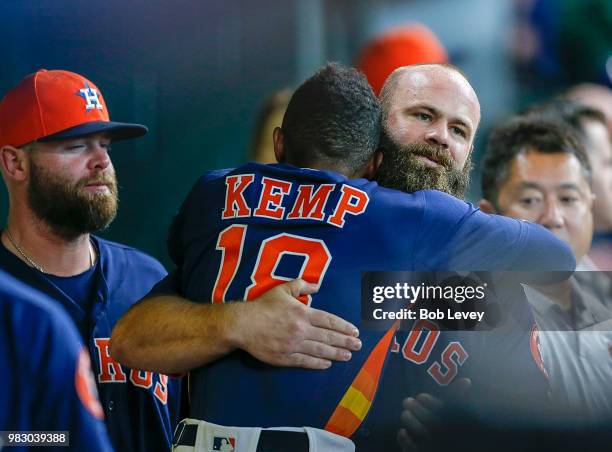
[0,0,610,266]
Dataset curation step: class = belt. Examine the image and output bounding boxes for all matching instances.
[173,423,310,452]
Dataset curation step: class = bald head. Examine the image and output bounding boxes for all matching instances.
[375,64,479,198]
[379,63,480,170]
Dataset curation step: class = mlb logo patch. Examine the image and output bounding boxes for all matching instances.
[212,435,236,451]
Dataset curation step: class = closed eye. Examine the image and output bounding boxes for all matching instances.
[65,144,87,152]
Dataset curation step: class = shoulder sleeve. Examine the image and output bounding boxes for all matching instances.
[128,249,168,282]
[419,190,575,271]
[167,173,213,267]
[147,270,182,297]
[97,237,167,283]
[166,169,233,282]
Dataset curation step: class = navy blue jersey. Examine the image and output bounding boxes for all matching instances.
[0,237,180,452]
[158,163,573,436]
[0,268,112,452]
[364,313,549,449]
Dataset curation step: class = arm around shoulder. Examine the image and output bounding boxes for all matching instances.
[110,279,363,374]
[109,293,242,374]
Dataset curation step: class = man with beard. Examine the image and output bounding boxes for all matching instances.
[368,64,566,451]
[376,63,476,199]
[111,63,573,451]
[0,69,182,452]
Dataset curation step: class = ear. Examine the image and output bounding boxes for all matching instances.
[479,198,497,214]
[272,127,285,163]
[362,150,384,180]
[0,145,28,182]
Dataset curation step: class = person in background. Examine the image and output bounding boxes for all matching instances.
[565,84,612,270]
[356,23,448,96]
[481,114,612,420]
[248,88,292,163]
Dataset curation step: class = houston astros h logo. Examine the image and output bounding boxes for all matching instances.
[77,82,104,111]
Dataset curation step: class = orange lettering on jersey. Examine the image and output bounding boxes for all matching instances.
[390,334,400,353]
[427,342,468,386]
[212,225,247,303]
[94,338,127,383]
[287,184,334,220]
[327,185,369,228]
[154,374,169,405]
[222,174,254,219]
[254,177,292,219]
[245,233,331,306]
[402,320,440,364]
[129,369,153,389]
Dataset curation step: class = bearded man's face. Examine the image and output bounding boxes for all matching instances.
[375,132,471,198]
[28,154,118,240]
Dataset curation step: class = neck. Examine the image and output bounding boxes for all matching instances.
[294,160,355,178]
[3,209,96,277]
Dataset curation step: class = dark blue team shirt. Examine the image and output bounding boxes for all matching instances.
[155,163,574,439]
[0,268,112,451]
[46,260,98,314]
[0,237,180,452]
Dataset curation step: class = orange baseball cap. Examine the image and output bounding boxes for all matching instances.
[0,69,147,148]
[356,23,448,95]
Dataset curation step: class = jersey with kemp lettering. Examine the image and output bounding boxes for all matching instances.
[158,162,573,435]
[0,237,181,452]
[0,268,112,452]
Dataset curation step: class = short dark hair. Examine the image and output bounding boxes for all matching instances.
[523,99,607,148]
[281,62,381,174]
[482,116,592,205]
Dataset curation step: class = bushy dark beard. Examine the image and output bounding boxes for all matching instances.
[27,160,119,241]
[376,133,471,199]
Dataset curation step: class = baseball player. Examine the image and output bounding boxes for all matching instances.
[388,111,612,451]
[0,69,180,451]
[369,64,564,451]
[0,268,112,451]
[113,63,575,451]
